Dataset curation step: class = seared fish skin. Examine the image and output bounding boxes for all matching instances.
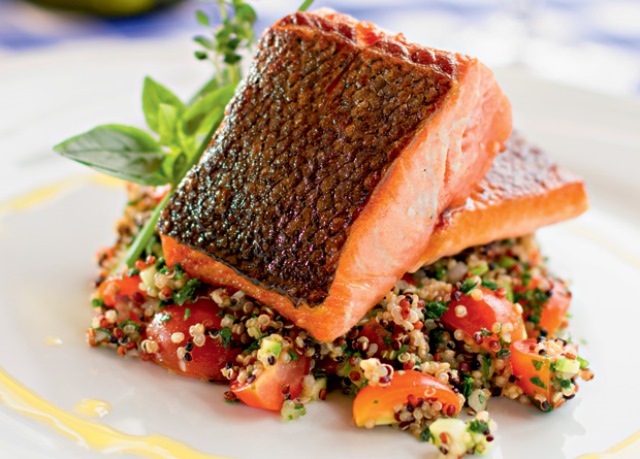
[159,9,512,341]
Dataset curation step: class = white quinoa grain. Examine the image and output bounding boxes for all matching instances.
[171,332,185,344]
[455,305,468,318]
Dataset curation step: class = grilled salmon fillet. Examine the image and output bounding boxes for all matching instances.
[418,133,588,267]
[158,10,513,342]
[161,135,587,341]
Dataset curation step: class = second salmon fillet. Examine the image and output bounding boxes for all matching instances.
[158,10,512,342]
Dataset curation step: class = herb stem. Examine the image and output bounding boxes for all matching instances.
[298,0,315,11]
[120,190,172,270]
[119,109,221,271]
[219,1,228,21]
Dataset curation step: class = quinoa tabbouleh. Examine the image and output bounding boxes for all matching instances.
[88,185,593,458]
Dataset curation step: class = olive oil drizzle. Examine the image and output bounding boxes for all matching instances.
[0,367,230,459]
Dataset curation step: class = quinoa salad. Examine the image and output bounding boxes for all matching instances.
[88,184,594,459]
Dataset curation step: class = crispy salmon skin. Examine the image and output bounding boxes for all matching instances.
[158,9,512,342]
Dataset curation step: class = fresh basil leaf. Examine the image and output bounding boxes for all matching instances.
[182,84,235,136]
[157,103,179,147]
[54,124,169,186]
[196,107,224,138]
[162,151,187,186]
[188,77,219,106]
[142,77,185,134]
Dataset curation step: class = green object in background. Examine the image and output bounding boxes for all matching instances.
[26,0,183,17]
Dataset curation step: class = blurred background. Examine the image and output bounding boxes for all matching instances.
[1,0,639,95]
[1,0,639,223]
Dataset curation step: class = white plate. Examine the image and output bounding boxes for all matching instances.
[1,39,640,459]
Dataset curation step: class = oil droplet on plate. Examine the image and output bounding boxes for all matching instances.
[74,399,112,419]
[45,337,63,346]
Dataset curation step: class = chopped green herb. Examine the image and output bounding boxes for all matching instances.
[481,279,498,291]
[497,256,517,269]
[288,350,300,361]
[461,376,475,399]
[429,329,445,347]
[173,278,201,306]
[91,298,105,309]
[219,327,233,348]
[557,377,572,389]
[127,267,140,277]
[532,360,543,371]
[159,312,172,323]
[118,319,141,332]
[469,265,488,276]
[435,266,447,281]
[496,348,511,360]
[480,328,493,337]
[468,420,490,434]
[530,376,547,389]
[420,428,432,442]
[481,354,492,380]
[460,278,479,294]
[173,263,185,280]
[424,301,449,320]
[184,308,191,320]
[395,345,409,357]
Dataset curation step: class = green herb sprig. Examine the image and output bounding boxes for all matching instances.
[53,1,259,271]
[54,1,315,271]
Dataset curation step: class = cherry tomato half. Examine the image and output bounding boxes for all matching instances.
[353,371,461,427]
[509,338,579,410]
[98,274,142,307]
[516,278,571,337]
[231,356,311,411]
[442,287,526,354]
[145,298,241,381]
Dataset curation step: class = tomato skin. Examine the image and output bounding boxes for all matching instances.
[98,274,142,307]
[144,299,241,381]
[441,287,526,354]
[517,278,571,337]
[230,356,311,411]
[352,371,461,427]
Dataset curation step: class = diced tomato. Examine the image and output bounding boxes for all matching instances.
[353,371,461,427]
[509,338,579,410]
[359,320,392,357]
[98,274,142,307]
[144,299,241,381]
[517,278,571,337]
[441,287,526,355]
[230,356,311,411]
[509,339,553,402]
[401,273,418,286]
